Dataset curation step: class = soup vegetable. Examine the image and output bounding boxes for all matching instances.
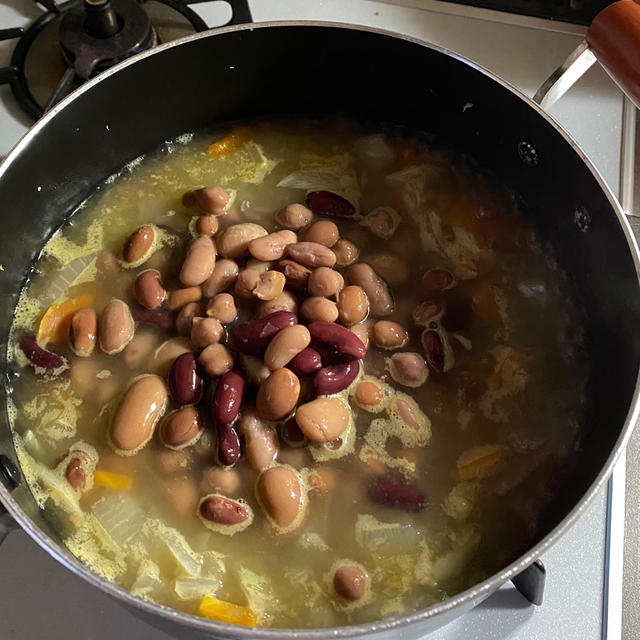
[7,121,587,628]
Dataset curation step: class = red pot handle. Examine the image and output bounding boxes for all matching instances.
[587,0,640,106]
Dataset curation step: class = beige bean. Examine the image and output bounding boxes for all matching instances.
[300,296,339,323]
[68,307,97,357]
[245,259,272,273]
[202,259,239,297]
[256,368,300,421]
[263,325,311,370]
[337,285,369,325]
[199,343,235,377]
[256,464,306,531]
[99,299,135,355]
[123,330,160,370]
[248,230,297,261]
[109,375,167,455]
[234,269,260,299]
[235,269,285,301]
[352,379,384,409]
[286,242,336,268]
[347,263,394,316]
[387,352,429,387]
[307,267,344,298]
[239,409,279,471]
[182,185,231,215]
[200,466,240,495]
[155,448,193,476]
[168,286,202,311]
[302,220,339,247]
[238,353,271,386]
[134,269,166,310]
[332,238,359,266]
[190,317,224,348]
[70,358,100,397]
[278,259,311,291]
[122,224,157,266]
[333,564,368,601]
[372,320,409,350]
[149,337,191,377]
[194,429,215,458]
[159,406,203,449]
[180,236,216,287]
[166,475,200,519]
[175,301,202,336]
[257,290,298,318]
[366,253,410,286]
[349,320,372,349]
[363,206,400,239]
[206,293,237,324]
[295,397,350,443]
[194,214,219,236]
[217,223,267,258]
[275,203,313,230]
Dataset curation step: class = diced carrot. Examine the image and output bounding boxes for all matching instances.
[197,595,259,627]
[93,470,132,491]
[36,294,93,345]
[456,444,506,481]
[207,127,252,157]
[471,282,499,323]
[486,348,517,392]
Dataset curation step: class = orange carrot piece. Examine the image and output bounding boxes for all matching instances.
[36,294,93,345]
[197,596,259,626]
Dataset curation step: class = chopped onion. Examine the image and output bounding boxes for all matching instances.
[238,566,277,615]
[91,494,146,547]
[40,252,97,306]
[130,559,163,599]
[174,577,221,600]
[144,520,203,578]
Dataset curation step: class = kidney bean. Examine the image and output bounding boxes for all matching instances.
[295,397,350,443]
[232,311,297,356]
[239,409,279,471]
[367,476,425,512]
[191,317,224,348]
[306,191,356,217]
[169,352,202,405]
[256,465,306,531]
[314,360,360,395]
[183,185,231,215]
[366,253,409,286]
[199,343,235,377]
[238,353,271,386]
[202,259,239,297]
[422,328,455,373]
[278,259,311,291]
[194,214,219,236]
[372,320,409,350]
[217,423,241,467]
[333,565,368,601]
[123,224,157,265]
[442,297,473,332]
[422,268,456,294]
[159,406,203,449]
[180,236,216,287]
[347,263,394,316]
[133,269,165,310]
[99,299,135,355]
[206,293,237,324]
[19,335,68,374]
[257,290,298,318]
[264,324,311,370]
[280,417,307,447]
[309,321,366,359]
[387,352,429,387]
[148,337,191,377]
[213,370,246,425]
[275,203,313,230]
[200,467,240,495]
[332,238,359,267]
[337,285,369,325]
[302,220,339,247]
[412,300,444,326]
[68,308,97,357]
[200,494,251,529]
[308,267,344,299]
[285,242,336,268]
[168,286,202,311]
[130,304,173,332]
[301,297,339,323]
[288,347,322,376]
[109,374,167,455]
[64,457,87,493]
[218,223,267,259]
[248,230,297,261]
[175,301,202,336]
[256,368,300,421]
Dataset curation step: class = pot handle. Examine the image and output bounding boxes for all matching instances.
[188,0,253,26]
[0,504,18,546]
[586,0,640,107]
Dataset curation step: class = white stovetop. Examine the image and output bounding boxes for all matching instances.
[0,1,629,639]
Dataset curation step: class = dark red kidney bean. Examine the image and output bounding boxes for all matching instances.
[280,417,306,446]
[422,329,446,373]
[306,191,356,217]
[169,352,202,405]
[313,360,360,395]
[308,321,366,360]
[213,370,246,425]
[288,347,323,376]
[19,336,68,374]
[231,311,297,356]
[441,298,473,332]
[367,476,425,512]
[131,305,173,332]
[217,423,240,466]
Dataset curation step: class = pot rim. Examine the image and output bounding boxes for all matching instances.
[1,19,639,639]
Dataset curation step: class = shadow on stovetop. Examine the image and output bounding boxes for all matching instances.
[477,586,533,611]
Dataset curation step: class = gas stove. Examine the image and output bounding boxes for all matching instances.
[0,1,636,639]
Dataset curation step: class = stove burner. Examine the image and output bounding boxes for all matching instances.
[0,0,251,121]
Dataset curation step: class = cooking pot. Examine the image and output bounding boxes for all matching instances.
[1,3,640,639]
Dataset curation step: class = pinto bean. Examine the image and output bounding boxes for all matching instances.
[168,286,202,311]
[275,203,313,230]
[234,269,260,299]
[332,238,359,266]
[288,347,322,376]
[257,290,298,317]
[206,293,237,324]
[122,224,157,266]
[256,465,306,531]
[256,368,300,421]
[232,311,297,355]
[200,466,240,495]
[134,269,166,310]
[183,185,231,215]
[412,300,444,326]
[202,259,239,297]
[300,297,339,323]
[308,267,344,298]
[123,330,160,370]
[217,223,267,259]
[194,214,219,236]
[302,220,339,247]
[199,343,235,377]
[148,337,191,377]
[166,475,200,518]
[175,301,202,336]
[68,308,97,357]
[239,409,279,471]
[154,447,193,476]
[179,236,216,287]
[366,253,409,286]
[308,321,366,359]
[169,352,202,405]
[159,406,203,449]
[254,271,286,301]
[363,206,400,239]
[245,259,272,273]
[190,317,224,347]
[337,285,369,325]
[387,352,429,387]
[278,259,311,291]
[248,230,297,261]
[347,263,394,316]
[314,360,360,395]
[422,268,456,294]
[264,325,311,370]
[372,321,409,350]
[349,321,371,349]
[333,565,368,601]
[99,299,135,354]
[238,353,271,386]
[109,374,167,455]
[285,242,336,268]
[212,370,246,425]
[295,397,350,443]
